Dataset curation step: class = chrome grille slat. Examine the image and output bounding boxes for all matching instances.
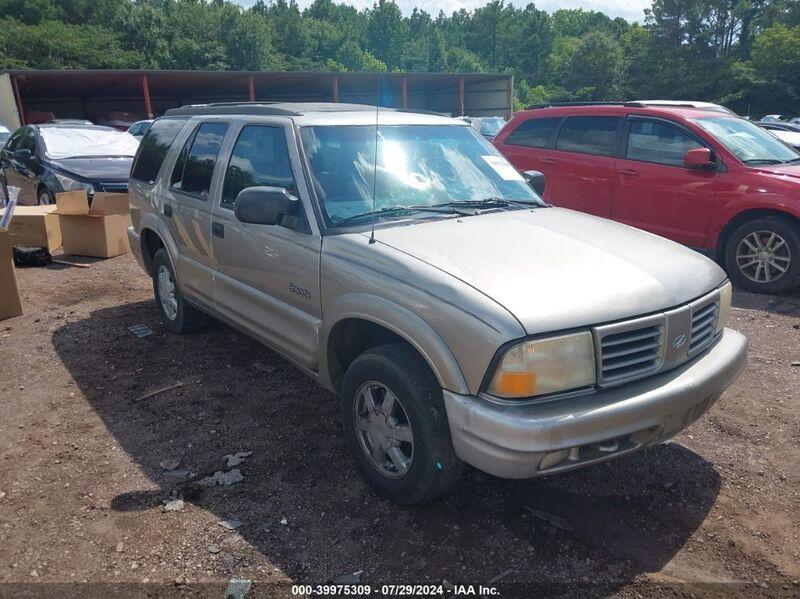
[603,350,661,370]
[602,340,661,360]
[602,329,659,347]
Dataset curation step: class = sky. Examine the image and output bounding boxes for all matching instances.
[234,0,651,24]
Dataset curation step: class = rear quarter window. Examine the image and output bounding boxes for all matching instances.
[131,118,188,185]
[170,122,229,199]
[504,117,561,149]
[556,116,620,157]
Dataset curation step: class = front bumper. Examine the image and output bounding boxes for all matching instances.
[444,328,747,479]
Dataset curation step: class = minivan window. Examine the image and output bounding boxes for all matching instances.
[556,116,620,157]
[505,117,561,149]
[221,126,297,207]
[171,122,229,198]
[626,120,704,167]
[131,118,187,184]
[692,116,799,165]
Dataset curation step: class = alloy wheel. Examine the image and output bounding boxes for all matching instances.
[156,265,178,321]
[353,381,414,478]
[735,230,791,284]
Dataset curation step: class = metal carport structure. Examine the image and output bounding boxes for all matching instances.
[0,70,513,129]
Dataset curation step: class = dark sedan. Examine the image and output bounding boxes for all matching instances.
[0,124,139,205]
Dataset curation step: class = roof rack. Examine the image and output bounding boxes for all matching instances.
[525,100,733,114]
[525,102,624,109]
[165,103,301,117]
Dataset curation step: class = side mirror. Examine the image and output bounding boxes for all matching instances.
[234,186,299,226]
[522,170,546,195]
[13,149,32,161]
[684,147,714,170]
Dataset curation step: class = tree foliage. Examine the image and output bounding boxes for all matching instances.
[0,0,797,116]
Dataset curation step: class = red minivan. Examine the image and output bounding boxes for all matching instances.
[493,101,800,293]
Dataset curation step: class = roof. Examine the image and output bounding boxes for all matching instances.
[164,102,464,126]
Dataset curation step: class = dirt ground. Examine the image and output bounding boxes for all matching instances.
[0,253,799,599]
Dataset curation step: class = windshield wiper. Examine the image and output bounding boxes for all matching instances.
[334,204,468,226]
[435,197,541,209]
[782,157,800,164]
[742,158,784,165]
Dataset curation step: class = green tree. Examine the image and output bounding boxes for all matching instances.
[367,0,407,69]
[566,31,624,99]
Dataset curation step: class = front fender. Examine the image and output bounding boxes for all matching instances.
[320,292,470,395]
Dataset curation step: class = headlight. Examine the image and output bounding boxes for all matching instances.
[716,281,732,333]
[488,331,596,399]
[54,173,94,194]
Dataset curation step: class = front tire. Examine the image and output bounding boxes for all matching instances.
[341,343,463,504]
[724,217,800,293]
[152,248,207,333]
[38,187,55,205]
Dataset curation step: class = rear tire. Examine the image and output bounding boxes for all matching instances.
[340,343,463,505]
[152,248,207,333]
[723,217,800,294]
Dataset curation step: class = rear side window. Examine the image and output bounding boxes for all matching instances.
[171,122,229,198]
[221,126,297,207]
[131,118,186,184]
[504,117,561,148]
[556,116,620,157]
[626,119,704,167]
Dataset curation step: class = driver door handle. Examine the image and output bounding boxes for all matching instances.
[212,222,224,238]
[619,169,640,176]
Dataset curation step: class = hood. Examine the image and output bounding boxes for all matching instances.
[368,208,727,335]
[771,130,800,148]
[48,156,133,181]
[750,162,800,182]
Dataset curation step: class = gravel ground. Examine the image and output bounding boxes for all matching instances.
[0,253,798,598]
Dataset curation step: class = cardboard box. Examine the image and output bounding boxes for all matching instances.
[0,228,23,321]
[0,205,62,252]
[56,191,131,258]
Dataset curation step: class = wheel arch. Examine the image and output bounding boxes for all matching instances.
[715,207,800,260]
[136,212,181,279]
[321,294,469,396]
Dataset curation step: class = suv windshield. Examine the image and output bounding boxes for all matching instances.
[692,116,800,164]
[300,124,543,227]
[40,127,140,160]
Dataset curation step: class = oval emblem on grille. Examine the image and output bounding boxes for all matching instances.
[672,334,687,349]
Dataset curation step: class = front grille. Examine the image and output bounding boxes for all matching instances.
[599,325,662,385]
[689,300,719,356]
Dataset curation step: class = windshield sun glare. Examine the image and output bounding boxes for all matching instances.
[300,124,543,227]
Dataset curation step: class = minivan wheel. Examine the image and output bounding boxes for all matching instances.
[340,343,463,504]
[724,218,800,293]
[152,248,207,333]
[38,188,55,205]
